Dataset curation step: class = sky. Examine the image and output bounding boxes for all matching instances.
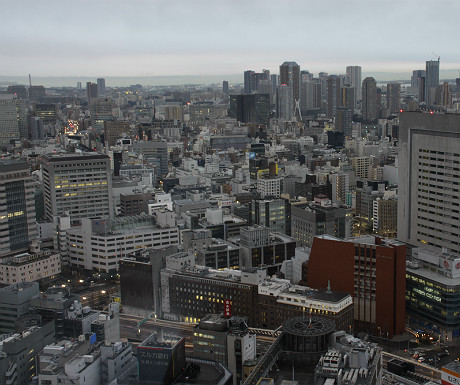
[2,0,460,79]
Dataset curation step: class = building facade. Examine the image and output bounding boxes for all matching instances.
[42,153,113,224]
[398,112,460,257]
[305,235,406,338]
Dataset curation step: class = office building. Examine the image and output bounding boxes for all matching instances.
[362,77,377,122]
[90,97,114,130]
[257,176,283,199]
[104,120,130,146]
[229,94,270,125]
[0,247,61,286]
[346,65,362,105]
[86,81,98,104]
[251,199,290,235]
[42,153,113,224]
[304,235,406,338]
[438,82,453,109]
[425,59,440,108]
[0,282,39,334]
[34,103,57,125]
[132,141,168,178]
[406,248,460,342]
[279,61,300,114]
[291,202,352,248]
[0,95,27,146]
[160,259,353,331]
[29,85,46,101]
[236,225,297,273]
[398,112,460,256]
[243,69,269,94]
[6,85,27,99]
[0,158,37,255]
[386,82,401,115]
[335,108,353,138]
[223,80,229,94]
[327,75,341,118]
[0,322,55,385]
[29,117,45,140]
[276,84,294,120]
[411,69,425,89]
[356,186,384,234]
[97,77,106,95]
[372,193,398,238]
[67,215,179,272]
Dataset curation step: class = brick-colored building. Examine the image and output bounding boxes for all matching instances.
[303,234,406,338]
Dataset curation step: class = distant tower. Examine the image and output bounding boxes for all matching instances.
[326,75,340,118]
[425,59,440,108]
[276,84,294,121]
[280,61,300,119]
[97,78,106,96]
[222,80,229,95]
[386,82,401,115]
[361,77,377,122]
[86,82,98,104]
[244,70,255,94]
[346,66,362,106]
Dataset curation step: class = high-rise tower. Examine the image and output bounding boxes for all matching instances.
[42,153,113,224]
[425,59,440,108]
[280,61,300,118]
[361,77,377,122]
[346,66,362,106]
[0,158,37,255]
[398,112,460,256]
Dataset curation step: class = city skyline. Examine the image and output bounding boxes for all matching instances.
[3,0,459,78]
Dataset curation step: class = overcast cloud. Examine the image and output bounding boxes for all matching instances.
[2,0,459,76]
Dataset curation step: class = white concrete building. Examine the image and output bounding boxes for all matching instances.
[67,215,179,272]
[0,247,61,285]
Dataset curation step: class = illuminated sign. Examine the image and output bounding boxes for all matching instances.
[224,299,232,317]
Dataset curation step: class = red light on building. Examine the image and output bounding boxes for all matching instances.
[224,299,232,317]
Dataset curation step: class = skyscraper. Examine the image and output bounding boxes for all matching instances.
[326,75,341,118]
[386,82,401,115]
[276,84,294,121]
[0,158,37,255]
[86,82,98,104]
[97,78,106,95]
[222,80,229,95]
[411,70,425,89]
[425,59,440,108]
[243,70,269,94]
[229,94,270,125]
[346,66,362,106]
[398,112,460,256]
[361,77,377,122]
[42,153,113,224]
[279,61,300,117]
[0,95,27,146]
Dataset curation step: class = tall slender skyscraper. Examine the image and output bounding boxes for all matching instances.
[361,77,377,122]
[0,158,37,255]
[280,61,300,118]
[425,59,440,108]
[346,66,362,106]
[386,82,401,115]
[97,78,106,95]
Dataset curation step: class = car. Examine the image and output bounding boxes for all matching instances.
[418,357,425,362]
